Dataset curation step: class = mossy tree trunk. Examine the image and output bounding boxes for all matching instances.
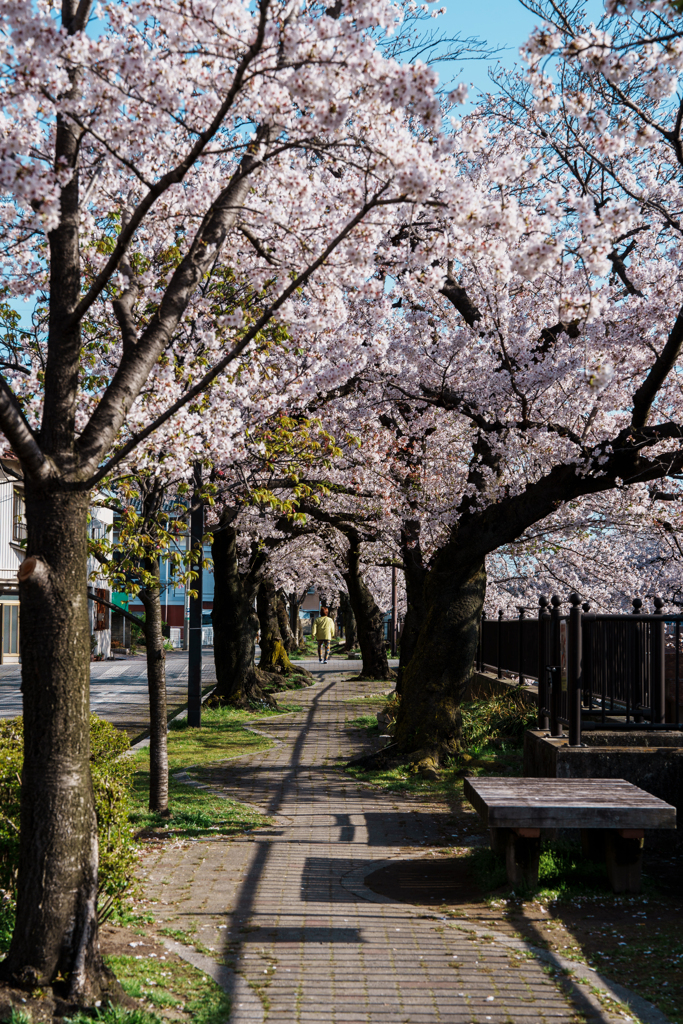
[138,560,169,815]
[393,549,486,762]
[340,590,357,651]
[258,578,295,674]
[342,531,390,680]
[396,518,427,695]
[276,589,297,651]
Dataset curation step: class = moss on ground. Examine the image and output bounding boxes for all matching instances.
[130,704,301,840]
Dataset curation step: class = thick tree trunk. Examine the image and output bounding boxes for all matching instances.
[287,591,305,648]
[2,486,112,1000]
[343,540,390,680]
[139,563,169,816]
[396,519,428,695]
[211,526,274,706]
[258,579,295,673]
[340,590,357,651]
[394,551,486,764]
[276,589,296,651]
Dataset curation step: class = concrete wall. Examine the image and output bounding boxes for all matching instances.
[467,670,538,707]
[524,728,683,817]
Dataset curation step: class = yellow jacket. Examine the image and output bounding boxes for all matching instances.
[314,615,336,641]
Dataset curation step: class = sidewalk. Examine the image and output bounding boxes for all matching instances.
[132,669,610,1024]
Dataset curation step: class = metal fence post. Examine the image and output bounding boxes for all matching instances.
[653,596,666,724]
[568,593,582,746]
[550,594,563,736]
[632,597,643,723]
[497,609,503,679]
[518,606,526,687]
[537,596,550,730]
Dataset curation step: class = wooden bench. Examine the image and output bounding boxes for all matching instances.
[464,777,676,893]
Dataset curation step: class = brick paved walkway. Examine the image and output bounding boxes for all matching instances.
[139,670,586,1024]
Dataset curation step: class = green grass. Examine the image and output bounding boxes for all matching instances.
[467,839,613,900]
[342,694,391,706]
[130,703,301,839]
[65,1008,159,1024]
[104,953,231,1023]
[343,691,531,796]
[64,953,232,1024]
[347,714,379,732]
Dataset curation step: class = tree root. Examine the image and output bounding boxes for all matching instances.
[0,965,134,1022]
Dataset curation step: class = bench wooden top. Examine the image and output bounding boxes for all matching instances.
[464,777,676,829]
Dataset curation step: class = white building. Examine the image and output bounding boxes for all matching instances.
[0,447,113,662]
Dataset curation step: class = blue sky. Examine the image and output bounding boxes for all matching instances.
[434,0,605,100]
[436,0,539,98]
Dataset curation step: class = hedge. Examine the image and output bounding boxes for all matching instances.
[0,715,137,912]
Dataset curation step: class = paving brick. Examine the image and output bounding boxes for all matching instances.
[140,668,582,1023]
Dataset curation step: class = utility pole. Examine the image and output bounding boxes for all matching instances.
[188,463,203,728]
[391,566,397,658]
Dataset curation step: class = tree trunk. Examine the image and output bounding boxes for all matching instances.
[394,551,486,763]
[343,540,390,680]
[139,563,169,816]
[276,589,296,651]
[258,579,295,674]
[396,519,428,695]
[340,590,357,651]
[211,525,274,706]
[287,591,305,648]
[2,486,113,1000]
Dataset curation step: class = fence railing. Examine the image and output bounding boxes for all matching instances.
[477,594,683,746]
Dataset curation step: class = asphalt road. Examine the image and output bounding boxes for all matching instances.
[0,651,399,738]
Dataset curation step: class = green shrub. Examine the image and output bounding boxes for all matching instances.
[459,692,537,748]
[0,715,137,914]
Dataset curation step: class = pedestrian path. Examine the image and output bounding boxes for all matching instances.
[139,670,584,1024]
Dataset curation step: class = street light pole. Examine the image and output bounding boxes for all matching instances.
[188,464,203,728]
[391,566,397,658]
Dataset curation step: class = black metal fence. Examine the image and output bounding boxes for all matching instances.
[477,595,683,746]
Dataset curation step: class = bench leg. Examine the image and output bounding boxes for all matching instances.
[605,829,644,894]
[489,827,510,857]
[502,829,541,888]
[581,828,605,861]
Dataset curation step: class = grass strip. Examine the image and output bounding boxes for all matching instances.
[130,703,301,839]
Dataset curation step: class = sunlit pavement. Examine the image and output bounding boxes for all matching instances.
[139,671,582,1024]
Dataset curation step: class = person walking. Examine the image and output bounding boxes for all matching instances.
[314,606,336,663]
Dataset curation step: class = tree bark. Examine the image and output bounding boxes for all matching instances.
[1,486,113,1000]
[258,579,295,674]
[394,550,486,763]
[211,525,274,706]
[340,590,357,652]
[287,591,305,648]
[139,561,169,816]
[342,536,390,680]
[276,589,296,651]
[396,519,428,695]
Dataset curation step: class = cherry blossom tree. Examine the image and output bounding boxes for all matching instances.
[371,0,683,766]
[0,0,454,999]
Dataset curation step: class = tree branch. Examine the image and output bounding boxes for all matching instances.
[61,0,271,335]
[83,189,393,487]
[0,377,52,483]
[632,303,683,429]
